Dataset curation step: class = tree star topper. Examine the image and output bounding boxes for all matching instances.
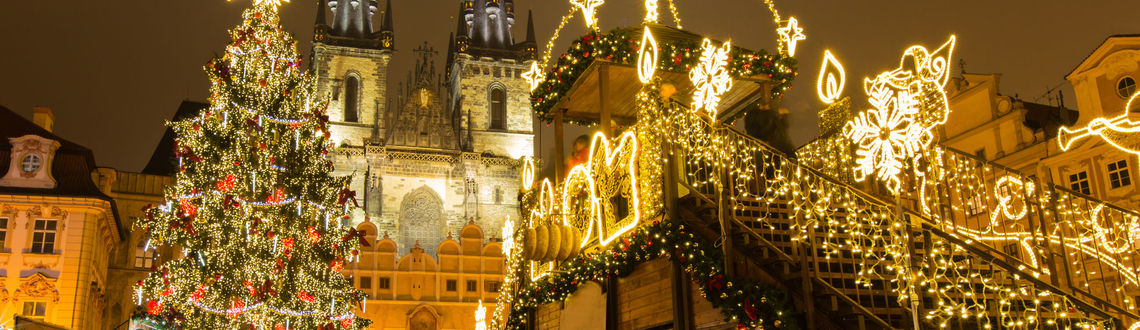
[777,17,806,57]
[689,39,733,118]
[571,0,605,29]
[251,0,288,11]
[522,62,542,91]
[843,36,956,194]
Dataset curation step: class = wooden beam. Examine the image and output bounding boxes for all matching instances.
[554,109,565,179]
[599,64,612,136]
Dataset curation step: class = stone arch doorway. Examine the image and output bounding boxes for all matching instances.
[399,185,446,256]
[407,304,439,330]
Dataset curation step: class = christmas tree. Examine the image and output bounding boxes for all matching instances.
[133,1,370,328]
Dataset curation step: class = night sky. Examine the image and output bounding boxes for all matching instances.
[1,0,1138,171]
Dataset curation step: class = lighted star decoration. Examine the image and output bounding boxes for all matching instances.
[777,16,806,57]
[571,0,605,29]
[251,0,288,12]
[689,39,732,118]
[522,61,542,91]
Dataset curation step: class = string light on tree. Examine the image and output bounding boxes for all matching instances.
[689,39,733,118]
[776,17,805,57]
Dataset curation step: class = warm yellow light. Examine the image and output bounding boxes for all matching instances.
[777,17,806,57]
[843,35,956,194]
[644,0,658,23]
[637,26,659,84]
[1059,91,1140,155]
[501,216,514,254]
[251,0,288,11]
[816,50,846,104]
[521,156,536,190]
[522,62,542,92]
[475,300,487,330]
[689,39,732,118]
[570,0,605,29]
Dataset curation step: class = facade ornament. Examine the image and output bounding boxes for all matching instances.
[15,273,60,303]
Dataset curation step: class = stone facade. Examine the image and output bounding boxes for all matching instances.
[450,56,535,160]
[311,44,392,147]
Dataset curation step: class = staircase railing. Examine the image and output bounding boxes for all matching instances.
[661,101,1134,328]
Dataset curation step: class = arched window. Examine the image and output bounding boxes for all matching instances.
[344,75,360,122]
[489,87,506,130]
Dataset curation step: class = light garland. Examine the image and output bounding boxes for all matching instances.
[776,17,805,57]
[816,50,845,104]
[689,39,733,119]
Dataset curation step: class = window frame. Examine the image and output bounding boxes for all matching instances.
[486,281,500,293]
[20,153,43,175]
[343,74,361,123]
[21,301,47,320]
[378,277,391,290]
[446,279,457,292]
[29,218,58,254]
[359,276,372,289]
[1069,171,1092,195]
[489,86,506,130]
[0,217,8,251]
[466,280,478,292]
[134,238,156,269]
[1108,159,1132,189]
[1118,76,1137,99]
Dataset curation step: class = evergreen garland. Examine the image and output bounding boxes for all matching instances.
[506,219,800,330]
[531,27,798,125]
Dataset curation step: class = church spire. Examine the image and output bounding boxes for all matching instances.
[315,0,327,26]
[378,0,394,49]
[329,0,377,39]
[525,10,535,43]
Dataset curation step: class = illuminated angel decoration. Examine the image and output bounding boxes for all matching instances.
[689,39,733,118]
[1059,91,1140,156]
[843,36,956,194]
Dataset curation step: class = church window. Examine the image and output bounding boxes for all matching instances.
[134,238,156,269]
[446,279,457,292]
[490,87,506,130]
[399,187,445,256]
[0,217,8,249]
[1109,159,1132,189]
[29,219,57,254]
[1069,171,1091,195]
[1118,76,1136,99]
[344,75,360,122]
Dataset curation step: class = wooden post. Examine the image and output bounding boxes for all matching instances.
[554,109,566,179]
[606,276,620,329]
[599,64,612,136]
[671,260,693,330]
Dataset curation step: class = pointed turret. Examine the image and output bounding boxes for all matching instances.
[315,0,327,26]
[525,10,535,43]
[454,5,470,53]
[378,0,395,49]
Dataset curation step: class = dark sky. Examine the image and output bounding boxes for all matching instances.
[1,1,1138,171]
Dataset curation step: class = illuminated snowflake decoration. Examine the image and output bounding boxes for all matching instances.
[689,39,733,118]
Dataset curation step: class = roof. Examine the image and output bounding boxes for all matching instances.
[1021,100,1079,138]
[0,105,112,201]
[1066,34,1140,81]
[141,100,208,175]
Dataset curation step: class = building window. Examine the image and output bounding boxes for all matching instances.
[30,219,57,254]
[1109,160,1132,189]
[358,276,371,289]
[1119,76,1137,99]
[378,277,390,290]
[446,279,457,292]
[493,187,503,204]
[1070,171,1091,195]
[134,239,156,269]
[486,281,500,293]
[965,195,986,216]
[22,301,46,320]
[1002,243,1020,259]
[344,75,360,122]
[466,280,478,292]
[489,87,506,130]
[0,217,8,248]
[20,154,43,174]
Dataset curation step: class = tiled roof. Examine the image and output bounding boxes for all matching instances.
[141,100,208,175]
[0,105,111,200]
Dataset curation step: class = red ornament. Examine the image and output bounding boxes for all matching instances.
[180,200,197,217]
[331,259,344,271]
[146,300,163,315]
[308,226,321,243]
[340,317,353,328]
[298,291,317,303]
[283,237,295,258]
[216,174,237,191]
[266,187,285,204]
[230,299,245,318]
[191,285,207,301]
[259,79,267,87]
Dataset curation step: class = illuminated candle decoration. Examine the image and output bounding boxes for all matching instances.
[522,62,542,92]
[816,50,846,104]
[570,0,605,29]
[776,17,805,57]
[689,39,733,118]
[637,26,659,84]
[843,35,956,194]
[1059,91,1140,155]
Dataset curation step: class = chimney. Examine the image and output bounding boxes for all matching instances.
[33,107,55,132]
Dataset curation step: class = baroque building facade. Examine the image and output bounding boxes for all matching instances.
[0,106,121,328]
[311,0,537,257]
